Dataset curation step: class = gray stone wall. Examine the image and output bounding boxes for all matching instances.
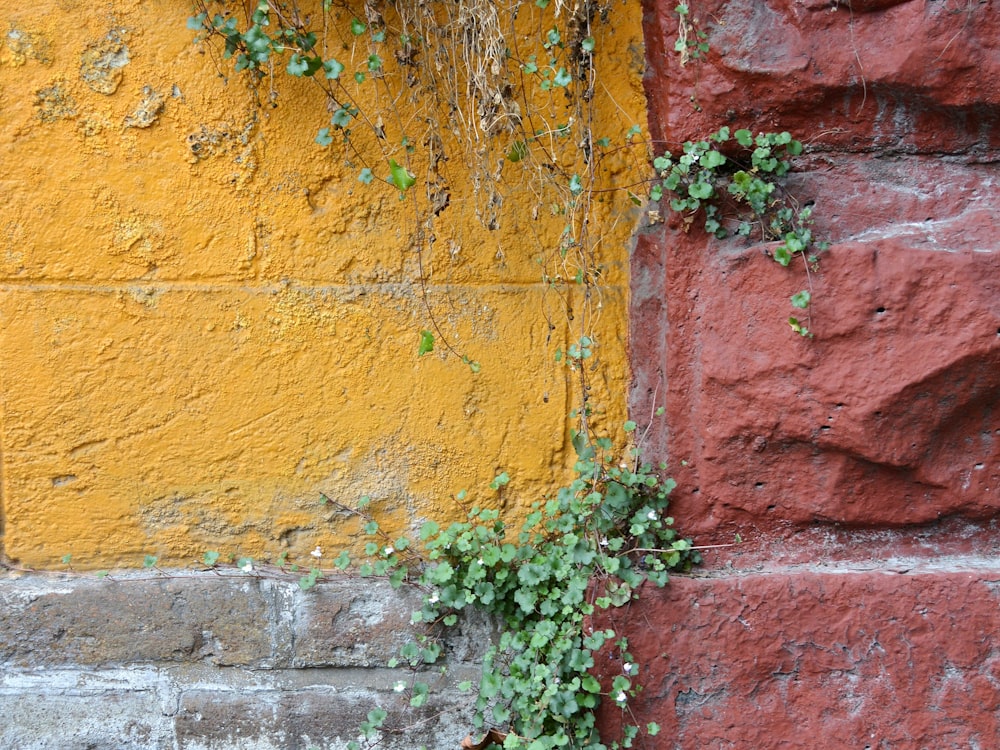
[0,572,490,750]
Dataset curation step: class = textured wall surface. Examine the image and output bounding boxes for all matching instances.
[635,0,1000,542]
[0,574,488,749]
[0,0,648,568]
[628,0,1000,745]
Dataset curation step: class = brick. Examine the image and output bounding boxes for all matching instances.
[292,579,426,668]
[0,689,173,750]
[175,686,473,750]
[0,576,271,667]
[598,568,1000,748]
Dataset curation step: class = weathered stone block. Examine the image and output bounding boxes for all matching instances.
[645,0,1000,153]
[175,686,474,750]
[292,579,427,668]
[0,689,174,750]
[599,568,1000,748]
[634,0,1000,545]
[0,576,271,667]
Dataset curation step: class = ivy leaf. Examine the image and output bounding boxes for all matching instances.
[553,67,572,87]
[773,245,792,266]
[315,128,333,147]
[418,329,434,356]
[581,37,596,52]
[358,168,374,184]
[287,53,321,77]
[688,181,713,200]
[202,550,220,566]
[490,472,511,490]
[350,18,366,35]
[331,108,354,128]
[388,159,416,191]
[790,290,811,309]
[699,150,726,169]
[323,58,344,79]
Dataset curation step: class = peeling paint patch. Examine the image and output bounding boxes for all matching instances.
[34,79,77,121]
[186,123,234,162]
[79,29,129,95]
[4,27,52,66]
[124,85,164,128]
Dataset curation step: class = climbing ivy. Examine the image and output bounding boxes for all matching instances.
[187,0,653,379]
[651,126,826,337]
[323,430,699,750]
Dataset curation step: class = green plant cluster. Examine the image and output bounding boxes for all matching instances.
[651,126,826,336]
[187,0,599,196]
[325,431,698,750]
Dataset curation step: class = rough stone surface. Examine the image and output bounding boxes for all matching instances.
[597,568,1000,749]
[174,689,472,750]
[293,580,427,668]
[628,0,1000,745]
[0,574,488,750]
[0,0,644,572]
[645,0,1000,154]
[0,688,174,750]
[634,0,1000,544]
[0,575,271,667]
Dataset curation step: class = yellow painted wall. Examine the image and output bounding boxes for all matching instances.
[0,0,648,568]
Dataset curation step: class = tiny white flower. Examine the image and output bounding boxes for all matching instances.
[240,561,253,573]
[393,681,406,693]
[623,662,635,674]
[600,538,609,547]
[311,546,323,558]
[477,558,484,566]
[384,546,395,556]
[616,691,627,703]
[646,510,658,521]
[429,592,440,604]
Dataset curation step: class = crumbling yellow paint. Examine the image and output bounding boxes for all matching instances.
[0,0,648,567]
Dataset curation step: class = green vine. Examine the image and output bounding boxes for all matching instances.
[672,3,709,66]
[186,0,655,383]
[179,3,704,747]
[319,429,698,750]
[651,126,827,337]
